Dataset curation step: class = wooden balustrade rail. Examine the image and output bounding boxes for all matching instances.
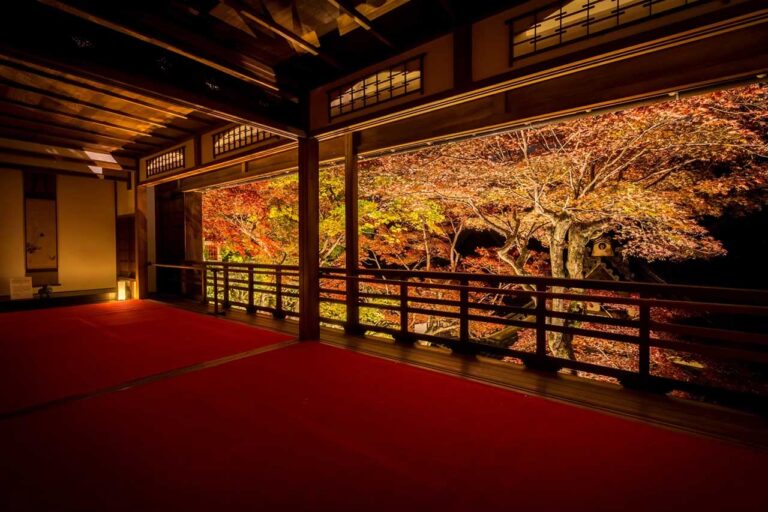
[152,262,768,408]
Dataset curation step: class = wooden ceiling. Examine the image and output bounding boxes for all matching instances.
[0,0,518,171]
[0,57,223,158]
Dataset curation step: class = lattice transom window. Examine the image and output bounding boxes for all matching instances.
[213,125,275,157]
[146,147,185,177]
[509,0,704,62]
[328,56,423,119]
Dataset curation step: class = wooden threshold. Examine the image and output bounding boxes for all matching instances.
[154,297,768,451]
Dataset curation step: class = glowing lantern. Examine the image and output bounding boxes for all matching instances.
[592,238,614,257]
[117,280,127,301]
[117,279,135,301]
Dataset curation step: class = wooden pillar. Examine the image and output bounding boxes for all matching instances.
[298,136,320,340]
[134,181,149,299]
[184,191,203,262]
[183,191,203,298]
[344,132,362,335]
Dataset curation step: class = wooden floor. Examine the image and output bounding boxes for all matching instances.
[154,297,768,450]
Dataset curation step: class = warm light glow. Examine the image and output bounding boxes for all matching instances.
[84,151,118,164]
[88,165,104,175]
[117,280,127,301]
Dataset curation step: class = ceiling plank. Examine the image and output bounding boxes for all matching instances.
[0,110,161,146]
[0,57,190,120]
[0,48,302,138]
[0,3,304,138]
[0,96,178,141]
[0,164,131,183]
[0,136,137,168]
[0,77,174,130]
[0,116,161,150]
[38,0,281,93]
[327,0,395,49]
[0,147,135,171]
[0,126,141,156]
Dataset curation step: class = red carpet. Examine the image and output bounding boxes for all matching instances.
[0,301,294,413]
[0,342,764,511]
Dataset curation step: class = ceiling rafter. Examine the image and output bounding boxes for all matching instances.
[0,146,134,171]
[223,0,343,69]
[0,96,178,141]
[0,136,138,167]
[37,0,283,94]
[327,0,395,49]
[0,111,165,147]
[0,163,131,182]
[0,127,143,157]
[0,57,191,120]
[0,45,303,139]
[0,77,183,130]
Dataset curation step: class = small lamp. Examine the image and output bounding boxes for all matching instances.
[592,238,614,257]
[117,280,127,301]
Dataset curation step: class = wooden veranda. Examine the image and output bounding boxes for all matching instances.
[1,0,768,425]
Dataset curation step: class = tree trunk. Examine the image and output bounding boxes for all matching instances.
[546,221,576,359]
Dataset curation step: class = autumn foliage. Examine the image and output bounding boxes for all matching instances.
[204,84,768,394]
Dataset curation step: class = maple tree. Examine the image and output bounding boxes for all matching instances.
[204,84,768,386]
[362,84,768,357]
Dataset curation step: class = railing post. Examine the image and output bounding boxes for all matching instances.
[345,272,361,335]
[535,283,547,359]
[638,298,651,381]
[273,267,285,319]
[525,282,563,373]
[200,263,207,305]
[459,277,469,344]
[246,266,255,314]
[395,279,412,344]
[181,268,187,297]
[222,264,230,310]
[211,268,223,316]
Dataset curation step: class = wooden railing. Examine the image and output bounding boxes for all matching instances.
[153,262,768,408]
[153,261,299,318]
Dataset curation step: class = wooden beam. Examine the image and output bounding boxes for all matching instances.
[0,136,137,168]
[0,115,162,149]
[135,180,149,299]
[298,136,320,340]
[327,0,395,49]
[0,46,302,138]
[229,0,341,68]
[0,57,190,120]
[0,78,170,129]
[178,136,345,191]
[0,97,177,141]
[229,1,319,55]
[0,126,139,156]
[314,12,768,138]
[38,0,280,93]
[0,147,134,171]
[142,139,295,186]
[355,22,768,155]
[0,164,130,183]
[0,110,163,147]
[343,132,361,335]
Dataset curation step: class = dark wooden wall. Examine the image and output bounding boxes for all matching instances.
[116,215,135,279]
[155,182,185,294]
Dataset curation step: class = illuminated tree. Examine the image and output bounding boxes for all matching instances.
[363,84,768,357]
